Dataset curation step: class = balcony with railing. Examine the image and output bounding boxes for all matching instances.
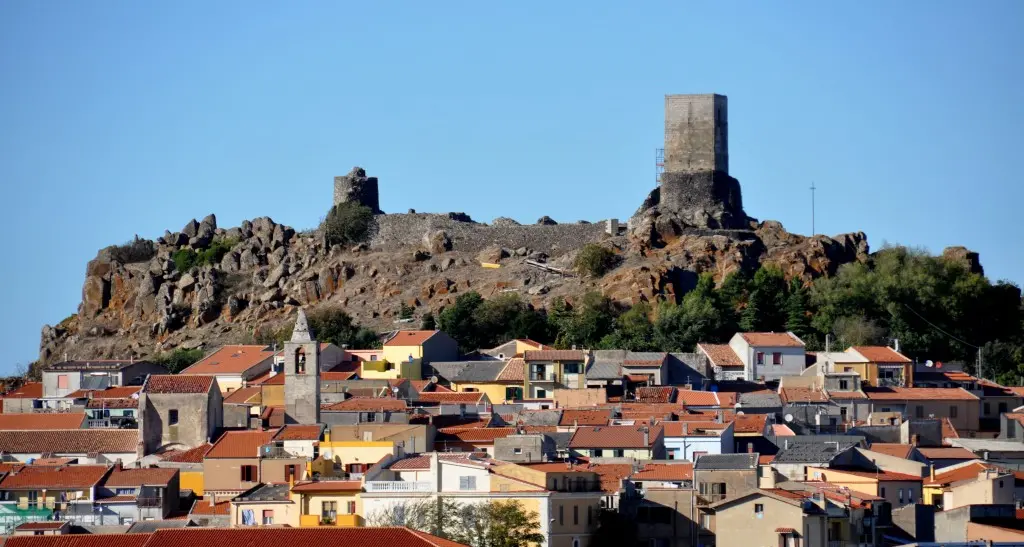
[363,481,433,493]
[529,371,558,383]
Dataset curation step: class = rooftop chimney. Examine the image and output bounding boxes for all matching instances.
[642,426,650,447]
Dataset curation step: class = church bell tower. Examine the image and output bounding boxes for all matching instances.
[284,308,321,424]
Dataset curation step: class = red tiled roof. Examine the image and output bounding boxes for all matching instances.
[635,386,675,403]
[206,429,279,459]
[624,355,668,367]
[942,417,960,440]
[559,409,610,426]
[759,455,775,465]
[0,463,26,473]
[850,346,911,363]
[274,425,323,441]
[676,390,721,406]
[436,427,516,443]
[29,458,75,466]
[0,413,85,430]
[417,392,486,404]
[384,330,439,346]
[104,467,177,487]
[145,375,215,394]
[630,462,693,481]
[864,387,978,401]
[291,480,362,492]
[925,461,991,485]
[224,386,262,405]
[916,447,977,460]
[867,443,914,459]
[162,443,213,463]
[182,345,275,375]
[389,454,489,470]
[827,390,867,400]
[495,358,526,382]
[14,522,68,531]
[0,430,138,454]
[772,424,796,436]
[323,397,408,412]
[4,382,43,399]
[522,461,633,493]
[569,425,662,449]
[65,386,142,399]
[142,528,470,547]
[781,387,828,404]
[4,534,151,547]
[86,397,138,410]
[662,421,730,437]
[697,344,743,367]
[523,350,586,362]
[1006,387,1024,397]
[734,413,769,434]
[776,528,797,533]
[189,497,231,515]
[322,368,358,381]
[95,494,137,503]
[740,332,804,347]
[0,464,110,489]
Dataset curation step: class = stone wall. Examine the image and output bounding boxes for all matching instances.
[334,167,381,214]
[370,213,610,254]
[664,94,728,174]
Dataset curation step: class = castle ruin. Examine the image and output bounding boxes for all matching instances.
[334,166,382,214]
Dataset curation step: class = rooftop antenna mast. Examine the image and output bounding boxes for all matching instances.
[810,181,817,236]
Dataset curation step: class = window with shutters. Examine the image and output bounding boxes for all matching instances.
[241,465,257,482]
[772,352,782,365]
[347,501,356,514]
[950,406,958,418]
[573,505,579,525]
[57,375,68,389]
[459,476,477,490]
[559,505,564,525]
[262,509,274,525]
[756,352,765,365]
[322,501,337,520]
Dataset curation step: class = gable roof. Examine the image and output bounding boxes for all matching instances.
[206,430,279,459]
[623,352,668,367]
[0,430,138,454]
[436,427,517,444]
[384,330,440,347]
[635,386,675,403]
[630,462,694,481]
[436,361,508,383]
[495,358,526,382]
[916,447,977,461]
[144,375,216,394]
[139,527,471,547]
[849,346,912,363]
[733,414,769,434]
[781,387,828,404]
[45,360,156,372]
[416,392,487,404]
[0,464,110,489]
[739,332,804,348]
[523,350,586,362]
[182,345,275,375]
[104,467,178,487]
[65,386,142,399]
[0,413,85,430]
[273,425,323,441]
[4,534,151,547]
[559,409,610,427]
[323,397,408,412]
[676,390,722,407]
[866,443,915,459]
[4,382,43,399]
[694,453,758,470]
[223,386,262,405]
[864,387,978,401]
[662,421,731,437]
[924,461,991,486]
[569,425,662,449]
[161,443,213,463]
[697,344,743,367]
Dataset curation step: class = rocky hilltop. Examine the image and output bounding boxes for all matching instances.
[38,169,871,364]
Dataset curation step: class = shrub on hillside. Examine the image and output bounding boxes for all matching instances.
[107,237,156,264]
[323,202,374,247]
[573,244,616,277]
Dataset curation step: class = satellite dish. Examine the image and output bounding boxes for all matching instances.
[784,414,794,423]
[925,360,934,368]
[429,376,439,384]
[736,410,745,415]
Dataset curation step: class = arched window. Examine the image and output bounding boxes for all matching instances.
[295,348,306,375]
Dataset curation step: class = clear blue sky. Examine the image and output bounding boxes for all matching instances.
[2,2,1022,371]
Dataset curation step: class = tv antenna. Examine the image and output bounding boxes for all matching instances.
[810,182,817,236]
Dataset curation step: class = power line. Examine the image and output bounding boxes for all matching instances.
[899,303,979,349]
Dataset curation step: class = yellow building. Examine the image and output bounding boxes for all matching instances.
[375,330,459,380]
[229,483,300,527]
[315,425,429,477]
[292,480,363,526]
[831,346,913,387]
[448,358,525,403]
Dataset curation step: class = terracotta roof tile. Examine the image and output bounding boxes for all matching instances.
[322,364,359,381]
[388,454,490,470]
[104,467,178,487]
[182,345,276,375]
[323,397,408,412]
[161,443,213,463]
[867,443,914,459]
[520,461,633,493]
[144,375,216,394]
[4,382,43,399]
[416,392,487,404]
[635,386,675,403]
[436,427,516,443]
[630,462,693,481]
[384,330,439,346]
[495,358,526,382]
[759,455,775,464]
[675,390,721,406]
[4,534,151,547]
[223,386,262,405]
[189,497,231,515]
[0,430,138,454]
[850,346,911,363]
[291,480,362,492]
[775,527,797,533]
[662,421,730,437]
[942,417,960,440]
[559,409,610,426]
[14,522,68,531]
[273,425,323,441]
[827,390,867,400]
[0,464,110,489]
[206,429,279,459]
[781,387,829,404]
[740,332,804,347]
[142,527,470,547]
[65,386,142,399]
[1006,386,1024,397]
[734,413,769,434]
[916,447,977,460]
[86,397,138,409]
[697,344,743,367]
[523,350,586,362]
[925,461,992,485]
[569,425,662,449]
[0,413,85,430]
[29,458,75,466]
[864,387,978,401]
[772,424,796,436]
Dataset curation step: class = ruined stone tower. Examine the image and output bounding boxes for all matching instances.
[284,308,321,425]
[334,167,382,214]
[664,94,728,174]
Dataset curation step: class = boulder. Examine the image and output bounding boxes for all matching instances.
[492,217,520,227]
[177,273,196,291]
[263,263,288,288]
[200,213,217,231]
[477,245,509,264]
[181,219,199,238]
[537,216,558,225]
[259,287,283,303]
[422,230,452,254]
[413,250,431,262]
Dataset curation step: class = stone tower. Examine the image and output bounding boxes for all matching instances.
[333,167,382,214]
[284,308,321,425]
[663,94,728,174]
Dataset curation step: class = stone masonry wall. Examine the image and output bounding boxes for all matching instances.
[664,94,728,174]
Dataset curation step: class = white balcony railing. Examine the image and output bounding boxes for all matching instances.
[363,481,433,493]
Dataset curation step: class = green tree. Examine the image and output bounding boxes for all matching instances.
[785,278,813,340]
[654,274,728,351]
[601,301,656,351]
[322,201,374,247]
[550,292,619,349]
[307,307,380,349]
[480,500,545,547]
[573,244,617,277]
[420,312,436,330]
[438,292,486,352]
[740,266,788,332]
[151,348,205,374]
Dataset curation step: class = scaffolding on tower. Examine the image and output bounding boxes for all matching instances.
[655,148,665,183]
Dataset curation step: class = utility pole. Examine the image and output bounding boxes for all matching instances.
[810,182,817,236]
[977,347,983,382]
